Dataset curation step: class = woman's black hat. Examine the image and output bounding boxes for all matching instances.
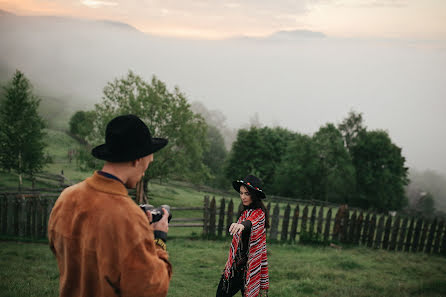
[232,175,266,199]
[91,114,168,162]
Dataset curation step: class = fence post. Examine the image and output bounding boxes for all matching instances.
[374,215,385,249]
[267,202,271,220]
[433,220,444,254]
[398,217,408,251]
[309,206,316,236]
[362,213,370,245]
[226,200,234,236]
[203,196,209,236]
[13,195,20,236]
[412,218,423,252]
[324,208,332,243]
[270,204,280,240]
[382,215,392,250]
[218,198,226,237]
[333,205,346,242]
[290,204,299,242]
[389,216,400,251]
[367,214,376,248]
[237,202,243,214]
[419,219,429,253]
[209,197,216,237]
[425,218,437,254]
[46,198,56,238]
[301,206,309,240]
[0,194,3,234]
[405,218,415,252]
[317,206,324,240]
[440,223,446,256]
[6,196,14,235]
[18,196,26,237]
[41,198,49,238]
[348,211,357,244]
[354,211,364,245]
[35,197,43,239]
[0,194,5,235]
[341,208,350,243]
[280,204,291,241]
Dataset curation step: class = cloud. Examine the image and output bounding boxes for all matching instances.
[81,0,118,8]
[337,0,408,8]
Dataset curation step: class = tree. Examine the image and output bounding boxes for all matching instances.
[415,192,435,217]
[69,110,95,142]
[338,110,366,151]
[312,124,356,203]
[351,130,409,211]
[225,126,296,192]
[202,125,227,186]
[85,71,209,196]
[0,70,47,188]
[272,134,320,199]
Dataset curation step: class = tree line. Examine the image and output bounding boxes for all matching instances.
[1,70,411,212]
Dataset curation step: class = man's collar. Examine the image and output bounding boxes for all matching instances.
[85,171,129,196]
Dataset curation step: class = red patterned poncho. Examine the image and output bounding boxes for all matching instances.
[223,208,269,297]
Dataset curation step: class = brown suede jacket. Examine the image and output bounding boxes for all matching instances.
[48,171,172,297]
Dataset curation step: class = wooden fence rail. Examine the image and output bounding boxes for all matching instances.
[0,192,204,239]
[202,196,446,256]
[1,193,446,256]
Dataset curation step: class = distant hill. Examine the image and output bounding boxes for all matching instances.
[267,29,326,40]
[1,9,446,177]
[0,10,150,128]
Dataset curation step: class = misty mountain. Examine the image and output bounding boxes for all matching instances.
[1,9,445,176]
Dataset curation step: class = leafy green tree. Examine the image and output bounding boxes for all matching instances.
[351,130,409,210]
[202,125,227,186]
[86,71,209,188]
[225,126,296,192]
[338,110,366,151]
[69,110,95,142]
[272,134,320,199]
[313,124,356,203]
[0,70,47,188]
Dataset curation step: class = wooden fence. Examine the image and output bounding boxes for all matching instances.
[202,196,446,256]
[1,192,446,256]
[0,192,203,239]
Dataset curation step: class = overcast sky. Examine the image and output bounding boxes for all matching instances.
[1,1,445,176]
[1,0,446,39]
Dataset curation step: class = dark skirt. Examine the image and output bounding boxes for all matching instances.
[216,266,246,297]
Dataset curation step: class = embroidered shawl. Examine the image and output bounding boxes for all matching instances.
[223,208,269,297]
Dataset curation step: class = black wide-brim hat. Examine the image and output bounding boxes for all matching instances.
[92,114,168,162]
[232,174,266,199]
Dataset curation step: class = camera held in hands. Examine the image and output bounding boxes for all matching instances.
[140,204,172,223]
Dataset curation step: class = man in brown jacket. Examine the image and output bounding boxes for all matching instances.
[48,114,172,297]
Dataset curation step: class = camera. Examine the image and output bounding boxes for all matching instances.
[139,204,172,223]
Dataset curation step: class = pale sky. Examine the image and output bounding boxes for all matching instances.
[1,0,446,39]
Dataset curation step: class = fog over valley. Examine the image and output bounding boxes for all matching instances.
[1,9,445,176]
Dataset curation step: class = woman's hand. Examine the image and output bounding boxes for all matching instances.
[229,223,245,235]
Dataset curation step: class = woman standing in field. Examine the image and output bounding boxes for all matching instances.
[216,175,269,297]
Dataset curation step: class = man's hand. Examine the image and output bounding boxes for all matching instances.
[151,208,169,233]
[229,223,244,235]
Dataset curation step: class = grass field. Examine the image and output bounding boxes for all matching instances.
[2,129,446,296]
[1,239,446,297]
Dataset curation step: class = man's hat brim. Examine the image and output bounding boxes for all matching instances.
[92,137,168,162]
[232,180,266,199]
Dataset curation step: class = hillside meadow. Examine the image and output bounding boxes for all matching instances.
[1,130,446,296]
[1,238,445,297]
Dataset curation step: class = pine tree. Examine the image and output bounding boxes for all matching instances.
[0,70,47,189]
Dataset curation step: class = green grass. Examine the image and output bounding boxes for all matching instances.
[1,240,445,297]
[2,129,446,296]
